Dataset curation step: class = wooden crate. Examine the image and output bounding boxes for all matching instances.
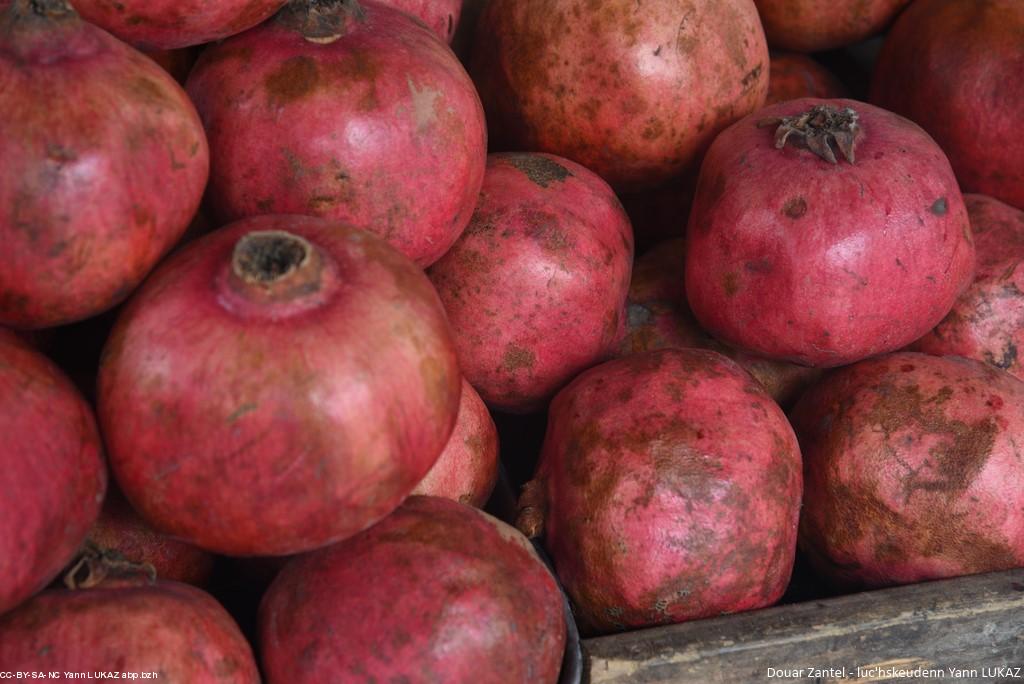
[583,569,1024,683]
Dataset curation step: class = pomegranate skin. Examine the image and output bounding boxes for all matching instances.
[871,0,1024,210]
[376,0,462,43]
[791,352,1024,589]
[97,215,462,556]
[0,1,209,330]
[260,496,565,684]
[754,0,911,53]
[87,487,216,587]
[471,0,768,191]
[412,379,499,507]
[142,46,201,84]
[620,238,821,408]
[429,153,634,413]
[521,349,802,634]
[912,196,1024,380]
[765,52,848,106]
[686,98,975,367]
[187,1,487,267]
[71,0,286,50]
[0,579,259,681]
[0,330,107,615]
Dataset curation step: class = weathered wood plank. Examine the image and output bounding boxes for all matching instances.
[584,569,1024,683]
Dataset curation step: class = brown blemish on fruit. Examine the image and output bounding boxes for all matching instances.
[502,344,536,372]
[723,272,739,297]
[503,154,573,188]
[265,56,319,107]
[783,197,807,219]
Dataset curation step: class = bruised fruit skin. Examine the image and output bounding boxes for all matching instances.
[187,0,487,267]
[519,349,802,634]
[912,196,1024,380]
[412,379,499,507]
[0,0,209,330]
[260,496,566,684]
[72,0,287,50]
[97,215,462,556]
[686,99,975,367]
[765,52,848,106]
[472,0,768,191]
[0,330,107,615]
[791,352,1024,588]
[871,0,1024,210]
[620,238,821,408]
[429,153,634,413]
[0,578,259,681]
[376,0,462,43]
[754,0,911,53]
[87,487,215,587]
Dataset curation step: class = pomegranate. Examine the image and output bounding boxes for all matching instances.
[912,195,1024,380]
[0,0,209,330]
[376,0,462,43]
[0,574,259,681]
[260,496,565,684]
[792,352,1024,588]
[765,52,848,106]
[471,0,768,191]
[71,0,287,50]
[621,238,821,408]
[87,487,216,587]
[429,153,633,413]
[142,46,201,84]
[412,379,499,507]
[871,0,1024,210]
[753,0,911,53]
[0,329,106,615]
[97,215,462,556]
[518,349,802,634]
[187,0,487,267]
[686,99,975,367]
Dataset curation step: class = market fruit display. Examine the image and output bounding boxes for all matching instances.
[472,0,769,191]
[518,349,802,634]
[0,575,260,681]
[912,195,1024,380]
[429,152,633,413]
[792,352,1024,588]
[187,0,487,266]
[765,52,848,106]
[97,215,461,556]
[412,378,500,507]
[0,0,209,329]
[871,0,1024,210]
[0,330,106,615]
[753,0,912,53]
[70,0,288,50]
[260,496,566,683]
[686,98,975,367]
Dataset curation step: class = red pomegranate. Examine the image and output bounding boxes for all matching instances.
[765,52,848,106]
[187,0,487,267]
[429,153,633,413]
[0,575,259,681]
[792,352,1024,588]
[97,215,462,556]
[686,98,975,367]
[71,0,286,50]
[519,349,802,634]
[0,329,106,615]
[871,0,1024,210]
[912,195,1024,379]
[471,0,768,191]
[754,0,912,53]
[412,379,499,507]
[376,0,462,43]
[87,487,216,587]
[0,0,209,330]
[260,496,566,684]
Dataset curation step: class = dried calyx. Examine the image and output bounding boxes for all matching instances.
[759,104,862,164]
[233,231,311,285]
[63,542,157,590]
[280,0,365,44]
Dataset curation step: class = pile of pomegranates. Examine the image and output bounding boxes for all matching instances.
[3,0,1024,678]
